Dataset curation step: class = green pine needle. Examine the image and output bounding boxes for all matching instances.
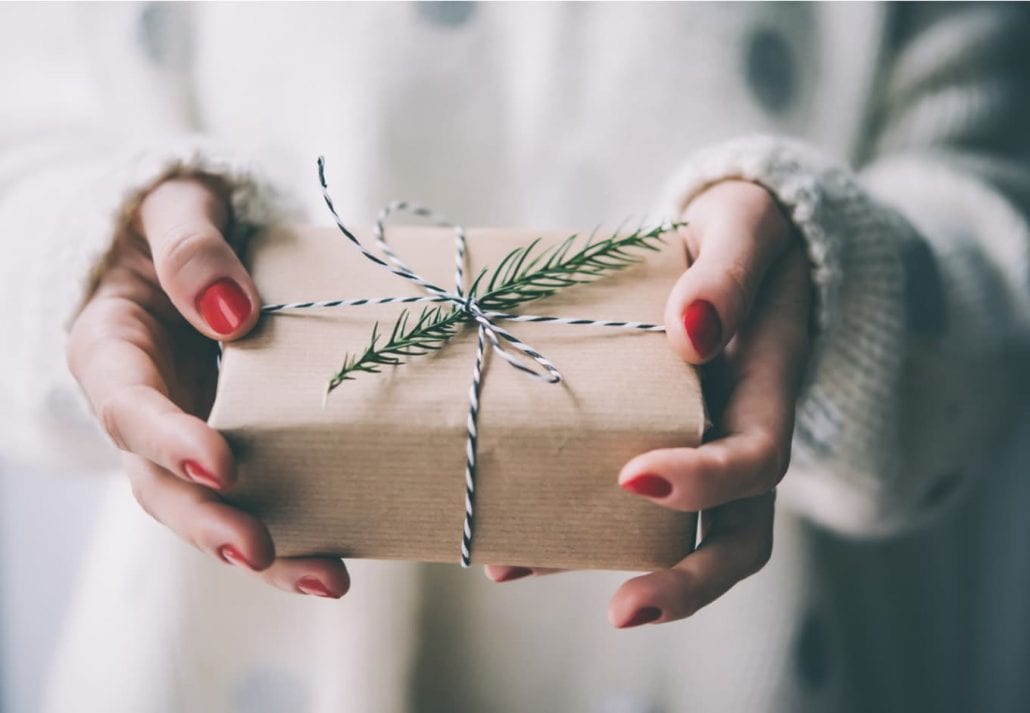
[475,223,672,311]
[326,305,465,392]
[325,221,683,395]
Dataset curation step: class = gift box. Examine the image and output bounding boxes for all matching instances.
[209,221,706,570]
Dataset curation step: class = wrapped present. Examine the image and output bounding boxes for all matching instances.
[209,188,706,571]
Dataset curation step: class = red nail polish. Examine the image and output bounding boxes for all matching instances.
[497,567,533,582]
[183,460,222,490]
[621,473,673,498]
[296,576,336,598]
[682,300,721,359]
[622,606,662,628]
[196,278,251,335]
[219,545,256,570]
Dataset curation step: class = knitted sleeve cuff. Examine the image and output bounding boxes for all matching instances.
[657,135,922,536]
[1,136,287,474]
[66,135,289,327]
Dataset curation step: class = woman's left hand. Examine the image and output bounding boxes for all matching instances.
[486,180,811,627]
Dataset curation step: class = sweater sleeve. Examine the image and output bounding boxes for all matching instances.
[0,5,284,475]
[656,6,1030,537]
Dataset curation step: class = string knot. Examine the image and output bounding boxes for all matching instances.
[460,293,484,320]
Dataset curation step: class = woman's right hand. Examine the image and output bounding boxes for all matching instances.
[67,177,350,599]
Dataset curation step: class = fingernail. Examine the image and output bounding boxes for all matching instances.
[183,460,223,490]
[218,545,256,571]
[682,299,721,359]
[621,473,673,498]
[621,606,662,628]
[296,576,338,598]
[496,567,533,583]
[197,278,251,335]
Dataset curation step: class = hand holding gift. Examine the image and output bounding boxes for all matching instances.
[487,180,810,628]
[67,168,808,624]
[67,176,351,598]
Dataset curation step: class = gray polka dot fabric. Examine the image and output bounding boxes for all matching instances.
[795,610,831,690]
[137,2,193,69]
[417,1,477,28]
[745,28,795,113]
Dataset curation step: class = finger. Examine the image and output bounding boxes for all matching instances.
[622,247,810,511]
[608,492,774,627]
[138,178,260,341]
[68,296,235,490]
[258,557,351,599]
[665,181,794,363]
[483,565,564,582]
[619,433,785,512]
[126,455,275,571]
[129,454,349,599]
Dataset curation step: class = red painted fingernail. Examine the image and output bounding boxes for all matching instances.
[196,278,251,335]
[682,299,721,359]
[296,576,338,598]
[496,567,533,583]
[621,473,673,498]
[183,460,223,490]
[622,606,662,628]
[218,545,256,571]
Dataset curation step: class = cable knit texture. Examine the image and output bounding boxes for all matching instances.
[658,137,917,535]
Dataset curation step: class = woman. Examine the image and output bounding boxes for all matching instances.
[2,3,1028,711]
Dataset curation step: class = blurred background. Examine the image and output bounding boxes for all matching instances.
[0,467,106,712]
[0,5,109,708]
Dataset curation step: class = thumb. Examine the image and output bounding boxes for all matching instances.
[138,177,261,341]
[663,181,794,363]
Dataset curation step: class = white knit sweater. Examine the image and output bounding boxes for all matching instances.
[1,3,1028,713]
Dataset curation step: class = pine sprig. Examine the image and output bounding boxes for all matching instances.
[472,223,676,311]
[326,222,683,394]
[326,305,465,393]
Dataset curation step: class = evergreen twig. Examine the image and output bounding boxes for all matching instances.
[326,222,683,394]
[326,305,465,392]
[474,223,673,310]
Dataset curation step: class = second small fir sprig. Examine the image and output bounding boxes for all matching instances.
[326,222,681,393]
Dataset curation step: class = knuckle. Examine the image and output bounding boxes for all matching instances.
[106,306,158,351]
[723,259,753,315]
[261,566,292,592]
[128,473,146,506]
[110,302,177,374]
[65,326,88,382]
[748,535,774,576]
[190,507,223,552]
[705,446,734,475]
[669,568,703,618]
[66,305,115,382]
[180,527,211,558]
[96,392,129,450]
[155,226,220,277]
[127,469,161,523]
[752,432,790,491]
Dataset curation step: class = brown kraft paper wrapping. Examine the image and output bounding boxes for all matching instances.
[208,224,706,570]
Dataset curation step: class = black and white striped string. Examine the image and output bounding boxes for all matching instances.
[262,157,668,567]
